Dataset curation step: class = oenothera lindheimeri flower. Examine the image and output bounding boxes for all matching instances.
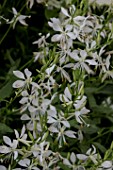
[12,68,32,89]
[21,112,42,139]
[33,33,50,48]
[63,152,77,167]
[44,64,56,91]
[60,86,72,104]
[8,7,30,29]
[98,160,113,170]
[101,54,113,82]
[14,125,32,146]
[33,33,50,62]
[56,65,72,82]
[48,18,76,49]
[30,140,53,168]
[61,5,76,23]
[63,152,86,170]
[49,123,76,147]
[69,49,98,74]
[19,86,39,113]
[33,47,49,62]
[77,145,99,164]
[47,106,70,129]
[0,136,18,160]
[73,95,90,124]
[18,158,40,170]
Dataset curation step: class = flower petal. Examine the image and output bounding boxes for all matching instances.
[62,121,70,128]
[65,130,76,138]
[3,136,12,146]
[13,70,25,79]
[19,97,28,104]
[14,150,18,160]
[77,154,87,160]
[0,165,7,170]
[12,7,18,15]
[19,158,30,167]
[21,114,30,120]
[101,161,112,168]
[51,34,62,42]
[48,126,59,133]
[61,7,70,17]
[14,129,19,139]
[0,146,11,153]
[24,68,32,78]
[20,125,26,138]
[64,87,72,100]
[12,80,25,88]
[63,159,71,166]
[70,152,76,164]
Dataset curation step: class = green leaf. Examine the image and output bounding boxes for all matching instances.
[83,125,99,134]
[45,8,59,19]
[93,142,106,153]
[0,78,14,101]
[0,123,13,134]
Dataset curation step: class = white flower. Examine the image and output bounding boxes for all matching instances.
[33,33,50,48]
[60,86,72,104]
[0,136,18,160]
[63,152,86,170]
[33,47,49,62]
[100,160,113,169]
[43,64,56,91]
[8,7,30,29]
[61,5,76,24]
[18,158,40,170]
[77,145,98,164]
[101,54,113,82]
[47,108,70,129]
[69,49,97,74]
[56,66,72,82]
[63,152,76,167]
[48,18,76,49]
[73,95,90,124]
[73,16,97,42]
[21,112,42,138]
[49,125,76,147]
[14,125,32,146]
[19,87,39,113]
[12,68,32,89]
[31,141,52,165]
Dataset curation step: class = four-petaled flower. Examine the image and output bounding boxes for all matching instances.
[8,7,30,29]
[13,68,32,89]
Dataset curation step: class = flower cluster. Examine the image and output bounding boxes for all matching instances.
[0,1,113,169]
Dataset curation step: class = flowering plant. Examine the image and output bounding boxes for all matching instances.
[0,0,113,169]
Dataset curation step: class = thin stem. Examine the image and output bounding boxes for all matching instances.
[0,24,12,45]
[88,128,111,143]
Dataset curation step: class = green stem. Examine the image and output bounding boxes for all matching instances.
[2,0,7,9]
[88,128,111,143]
[0,24,12,45]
